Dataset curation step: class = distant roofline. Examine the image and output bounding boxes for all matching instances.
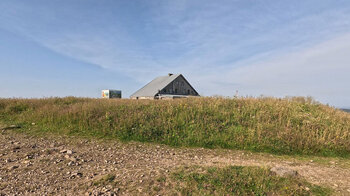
[130,73,181,98]
[130,73,199,98]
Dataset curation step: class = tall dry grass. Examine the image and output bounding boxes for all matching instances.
[0,96,349,157]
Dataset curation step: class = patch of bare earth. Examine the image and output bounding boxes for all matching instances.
[0,130,350,195]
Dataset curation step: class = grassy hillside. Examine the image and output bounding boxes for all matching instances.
[1,97,350,157]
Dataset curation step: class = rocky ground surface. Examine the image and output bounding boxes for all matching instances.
[1,129,350,195]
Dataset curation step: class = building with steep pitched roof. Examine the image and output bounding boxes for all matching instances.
[130,73,199,99]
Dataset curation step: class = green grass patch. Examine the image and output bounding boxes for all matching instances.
[92,174,116,186]
[164,166,332,196]
[1,97,350,157]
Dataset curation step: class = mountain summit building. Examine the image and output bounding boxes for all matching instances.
[130,73,199,99]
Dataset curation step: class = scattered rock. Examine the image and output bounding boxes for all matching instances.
[23,160,31,164]
[60,149,73,154]
[13,146,21,150]
[8,165,19,170]
[0,129,348,195]
[71,172,83,178]
[270,167,298,178]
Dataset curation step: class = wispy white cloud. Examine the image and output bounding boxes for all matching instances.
[199,34,350,107]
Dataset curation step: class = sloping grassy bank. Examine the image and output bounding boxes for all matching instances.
[0,97,349,157]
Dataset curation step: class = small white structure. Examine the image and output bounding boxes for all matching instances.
[101,90,122,99]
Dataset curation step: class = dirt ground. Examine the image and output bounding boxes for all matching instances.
[1,129,350,195]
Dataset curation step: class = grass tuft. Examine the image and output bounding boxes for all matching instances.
[92,174,116,186]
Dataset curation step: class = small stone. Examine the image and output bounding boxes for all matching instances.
[8,165,19,170]
[23,160,30,164]
[310,160,313,163]
[13,146,21,151]
[270,167,298,178]
[60,149,73,154]
[66,150,73,154]
[71,172,83,178]
[305,187,310,191]
[106,185,113,189]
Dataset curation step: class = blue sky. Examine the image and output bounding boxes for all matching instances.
[1,0,350,107]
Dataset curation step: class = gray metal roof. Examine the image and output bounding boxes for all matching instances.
[130,74,181,98]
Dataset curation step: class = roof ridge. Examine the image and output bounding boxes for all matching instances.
[130,76,164,97]
[130,74,181,98]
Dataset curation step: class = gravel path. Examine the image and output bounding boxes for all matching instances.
[1,130,350,195]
